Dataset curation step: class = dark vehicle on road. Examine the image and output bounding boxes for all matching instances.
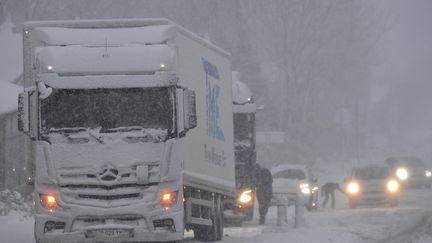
[385,157,432,189]
[345,165,400,208]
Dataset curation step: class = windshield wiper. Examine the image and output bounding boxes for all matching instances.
[48,127,88,134]
[47,127,104,144]
[88,128,104,144]
[101,126,144,133]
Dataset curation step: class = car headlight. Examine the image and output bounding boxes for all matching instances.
[238,189,253,204]
[425,170,432,177]
[346,181,360,194]
[387,179,399,192]
[396,167,408,181]
[299,183,310,194]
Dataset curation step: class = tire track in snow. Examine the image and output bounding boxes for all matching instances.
[374,212,432,243]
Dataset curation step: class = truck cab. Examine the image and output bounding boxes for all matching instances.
[18,19,235,243]
[224,72,257,223]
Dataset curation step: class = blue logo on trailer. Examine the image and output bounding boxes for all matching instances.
[202,58,225,142]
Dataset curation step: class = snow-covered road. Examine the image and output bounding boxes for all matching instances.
[2,189,432,243]
[212,188,432,243]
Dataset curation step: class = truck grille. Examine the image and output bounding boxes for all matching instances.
[57,164,159,207]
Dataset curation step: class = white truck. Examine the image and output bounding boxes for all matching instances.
[18,18,235,243]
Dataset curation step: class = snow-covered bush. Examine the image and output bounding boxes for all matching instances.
[0,190,33,216]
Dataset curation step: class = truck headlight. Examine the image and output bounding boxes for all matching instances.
[160,191,178,208]
[40,193,58,211]
[346,182,360,194]
[387,179,399,193]
[396,167,408,181]
[299,183,310,194]
[238,189,253,204]
[425,170,432,177]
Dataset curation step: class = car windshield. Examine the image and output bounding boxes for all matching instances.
[40,87,174,134]
[273,169,306,180]
[354,167,389,180]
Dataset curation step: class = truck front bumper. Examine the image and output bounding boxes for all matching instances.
[35,205,184,243]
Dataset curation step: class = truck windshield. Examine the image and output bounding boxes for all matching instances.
[40,87,174,135]
[233,113,255,148]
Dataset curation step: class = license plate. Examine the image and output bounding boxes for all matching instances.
[87,228,133,238]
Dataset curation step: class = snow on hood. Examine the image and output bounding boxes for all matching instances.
[33,25,177,46]
[0,19,22,84]
[0,82,22,114]
[45,128,168,168]
[50,142,165,169]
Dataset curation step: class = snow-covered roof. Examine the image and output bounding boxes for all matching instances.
[33,25,177,46]
[0,82,22,114]
[232,71,256,113]
[232,79,253,105]
[36,45,174,75]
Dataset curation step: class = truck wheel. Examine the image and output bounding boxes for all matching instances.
[194,195,219,242]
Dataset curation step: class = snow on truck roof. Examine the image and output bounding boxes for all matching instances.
[232,71,256,113]
[25,18,230,57]
[33,25,177,46]
[232,80,252,105]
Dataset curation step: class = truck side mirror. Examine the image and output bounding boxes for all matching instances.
[183,89,197,130]
[18,91,30,133]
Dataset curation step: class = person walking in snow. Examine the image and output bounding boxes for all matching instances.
[255,165,273,225]
[321,182,345,209]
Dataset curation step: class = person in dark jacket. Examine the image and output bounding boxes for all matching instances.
[255,165,273,225]
[320,182,345,209]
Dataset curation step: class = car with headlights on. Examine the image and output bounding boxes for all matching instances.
[271,164,319,210]
[345,165,400,208]
[385,157,432,189]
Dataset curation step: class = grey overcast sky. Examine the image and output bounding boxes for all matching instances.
[370,0,432,103]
